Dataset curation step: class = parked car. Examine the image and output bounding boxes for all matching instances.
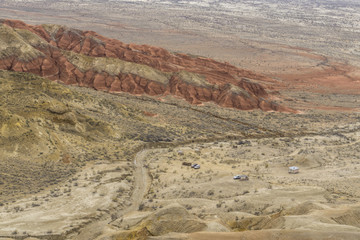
[233,175,249,181]
[191,163,200,169]
[288,166,299,174]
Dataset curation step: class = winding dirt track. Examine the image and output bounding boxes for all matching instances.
[73,150,151,240]
[71,127,360,239]
[127,150,151,213]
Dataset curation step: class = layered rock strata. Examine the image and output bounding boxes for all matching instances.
[0,19,292,112]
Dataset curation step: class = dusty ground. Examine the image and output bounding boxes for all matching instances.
[0,70,359,239]
[110,126,360,238]
[0,1,360,239]
[0,160,132,236]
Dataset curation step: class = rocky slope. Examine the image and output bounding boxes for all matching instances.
[0,19,292,112]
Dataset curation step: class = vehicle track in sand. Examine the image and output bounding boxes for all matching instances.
[72,150,152,240]
[65,126,360,239]
[125,149,151,213]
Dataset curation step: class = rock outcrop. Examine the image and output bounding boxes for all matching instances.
[0,19,293,112]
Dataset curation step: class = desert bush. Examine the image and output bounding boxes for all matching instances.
[111,213,118,221]
[32,202,40,207]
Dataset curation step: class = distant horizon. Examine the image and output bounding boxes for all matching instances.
[1,0,359,68]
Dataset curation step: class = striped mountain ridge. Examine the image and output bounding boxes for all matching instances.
[0,19,293,112]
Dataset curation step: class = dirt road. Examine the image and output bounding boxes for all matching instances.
[73,149,151,240]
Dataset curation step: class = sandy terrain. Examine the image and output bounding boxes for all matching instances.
[0,77,359,239]
[0,1,360,239]
[0,66,359,240]
[75,121,360,239]
[0,160,133,237]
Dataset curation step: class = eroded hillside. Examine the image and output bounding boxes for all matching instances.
[0,69,359,240]
[1,18,360,240]
[0,19,293,112]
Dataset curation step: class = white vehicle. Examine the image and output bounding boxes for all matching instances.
[233,175,249,181]
[288,166,299,174]
[191,163,200,169]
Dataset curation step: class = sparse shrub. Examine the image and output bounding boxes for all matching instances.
[32,202,40,207]
[111,213,118,221]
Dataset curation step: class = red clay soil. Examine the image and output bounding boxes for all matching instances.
[275,62,360,95]
[0,19,295,112]
[267,46,360,95]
